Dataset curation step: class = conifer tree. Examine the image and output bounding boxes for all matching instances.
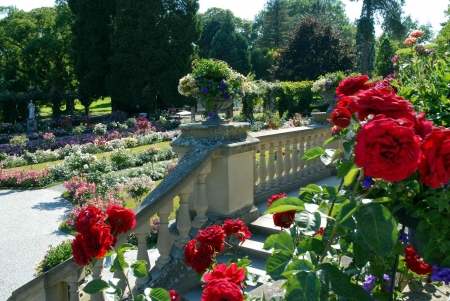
[375,35,396,77]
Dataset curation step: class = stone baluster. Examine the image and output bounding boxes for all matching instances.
[291,138,299,181]
[176,180,194,248]
[112,244,127,294]
[299,136,305,177]
[253,147,260,194]
[90,259,106,301]
[258,144,268,191]
[66,270,83,301]
[304,135,312,176]
[283,140,292,183]
[134,222,151,286]
[193,163,211,228]
[318,132,326,171]
[313,134,321,172]
[156,200,173,269]
[275,140,284,185]
[267,142,276,187]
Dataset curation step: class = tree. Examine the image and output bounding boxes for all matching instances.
[375,35,396,77]
[272,15,355,81]
[209,12,251,75]
[350,0,405,74]
[258,0,290,49]
[107,0,201,113]
[68,0,116,113]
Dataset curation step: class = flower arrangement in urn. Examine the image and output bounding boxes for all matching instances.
[178,59,250,123]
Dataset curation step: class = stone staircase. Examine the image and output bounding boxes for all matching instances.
[179,176,340,301]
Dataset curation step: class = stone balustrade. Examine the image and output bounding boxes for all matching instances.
[8,123,336,301]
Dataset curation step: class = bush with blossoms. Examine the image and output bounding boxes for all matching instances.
[71,205,178,301]
[262,70,450,300]
[183,219,253,301]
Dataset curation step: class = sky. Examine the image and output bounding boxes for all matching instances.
[0,0,448,36]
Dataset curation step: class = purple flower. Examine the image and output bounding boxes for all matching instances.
[208,112,214,118]
[223,93,232,100]
[383,274,392,292]
[362,176,373,189]
[398,232,408,244]
[425,49,435,56]
[195,76,200,80]
[431,265,450,284]
[391,54,399,63]
[202,87,209,94]
[363,275,377,293]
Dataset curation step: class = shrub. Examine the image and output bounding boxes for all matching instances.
[126,117,137,127]
[123,137,138,148]
[34,240,73,277]
[279,81,315,116]
[93,123,107,136]
[109,110,128,123]
[110,149,134,170]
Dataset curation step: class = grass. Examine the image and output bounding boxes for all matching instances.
[7,141,172,171]
[39,97,112,116]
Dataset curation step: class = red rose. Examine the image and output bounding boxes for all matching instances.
[349,88,415,122]
[328,106,352,128]
[404,246,433,275]
[354,116,421,182]
[267,192,287,207]
[197,225,225,252]
[72,234,90,265]
[169,290,180,301]
[267,192,295,228]
[336,75,374,98]
[203,263,245,286]
[106,205,136,235]
[75,206,105,234]
[222,219,251,242]
[418,128,450,188]
[414,112,434,139]
[184,239,214,274]
[201,279,244,301]
[81,223,113,259]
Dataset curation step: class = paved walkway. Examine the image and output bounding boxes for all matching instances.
[0,184,72,301]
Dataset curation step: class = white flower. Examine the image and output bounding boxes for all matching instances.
[83,164,89,169]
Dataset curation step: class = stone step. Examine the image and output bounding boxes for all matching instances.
[248,214,281,237]
[237,234,272,261]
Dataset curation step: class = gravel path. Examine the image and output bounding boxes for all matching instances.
[0,184,72,301]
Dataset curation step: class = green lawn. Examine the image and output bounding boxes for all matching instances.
[39,97,112,116]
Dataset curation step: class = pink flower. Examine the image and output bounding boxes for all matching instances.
[410,30,424,38]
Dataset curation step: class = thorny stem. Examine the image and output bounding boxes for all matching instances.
[325,178,344,230]
[123,270,134,300]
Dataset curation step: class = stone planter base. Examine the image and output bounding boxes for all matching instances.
[311,112,330,124]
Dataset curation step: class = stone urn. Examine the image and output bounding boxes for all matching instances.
[198,100,233,125]
[319,90,337,113]
[311,112,330,124]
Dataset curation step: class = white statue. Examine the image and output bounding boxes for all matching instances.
[28,100,35,119]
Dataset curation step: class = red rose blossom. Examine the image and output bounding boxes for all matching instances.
[106,205,136,235]
[81,223,113,259]
[203,263,245,286]
[414,112,434,140]
[222,219,252,242]
[197,225,226,252]
[336,75,374,98]
[349,87,415,122]
[75,206,105,234]
[418,128,450,188]
[404,246,433,275]
[72,234,90,265]
[267,192,296,228]
[201,279,244,301]
[354,116,421,182]
[169,290,180,301]
[328,106,352,128]
[184,239,214,274]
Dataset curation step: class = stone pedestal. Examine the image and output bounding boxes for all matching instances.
[26,118,37,134]
[171,123,259,217]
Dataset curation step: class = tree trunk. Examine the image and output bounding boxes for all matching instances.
[361,38,369,75]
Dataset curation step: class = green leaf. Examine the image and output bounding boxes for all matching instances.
[131,260,148,278]
[305,251,318,266]
[237,256,252,268]
[316,263,372,301]
[344,166,359,186]
[263,234,278,250]
[353,232,371,268]
[356,204,397,257]
[396,48,413,55]
[424,43,438,49]
[282,259,315,277]
[323,136,340,146]
[285,272,320,301]
[302,147,326,161]
[440,255,450,268]
[295,211,321,236]
[438,197,448,212]
[265,197,305,214]
[297,237,326,255]
[275,231,295,253]
[148,288,171,301]
[335,202,357,230]
[265,250,293,280]
[336,162,354,180]
[135,295,146,301]
[83,279,110,295]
